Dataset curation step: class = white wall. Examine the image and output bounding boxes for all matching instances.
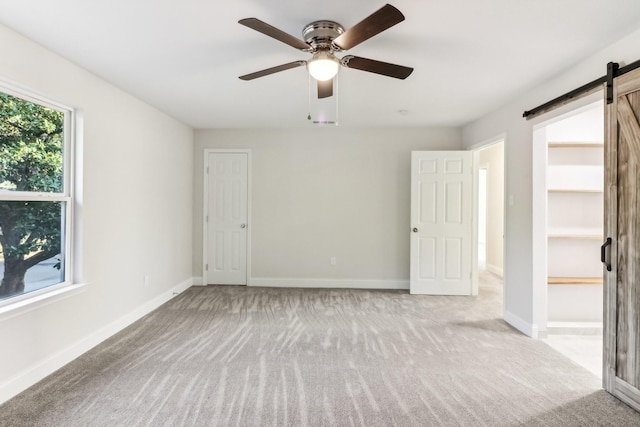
[545,104,604,142]
[462,26,640,337]
[194,128,462,288]
[478,142,504,277]
[0,24,194,402]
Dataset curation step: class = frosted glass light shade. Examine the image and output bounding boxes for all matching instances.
[308,52,339,81]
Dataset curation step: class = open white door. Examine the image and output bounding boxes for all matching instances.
[410,151,473,295]
[205,151,249,285]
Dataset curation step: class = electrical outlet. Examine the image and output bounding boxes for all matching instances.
[330,257,337,265]
[144,275,150,286]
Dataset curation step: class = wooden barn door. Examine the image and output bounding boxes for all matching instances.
[603,66,640,411]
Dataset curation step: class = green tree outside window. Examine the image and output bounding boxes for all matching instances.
[0,92,65,298]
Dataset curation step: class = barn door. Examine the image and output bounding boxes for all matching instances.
[603,66,640,411]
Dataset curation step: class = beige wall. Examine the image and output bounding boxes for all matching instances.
[0,23,194,402]
[194,128,462,288]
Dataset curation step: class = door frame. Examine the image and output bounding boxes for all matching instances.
[202,149,252,285]
[530,94,604,338]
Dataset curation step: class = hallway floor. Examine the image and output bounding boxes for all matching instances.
[542,334,602,379]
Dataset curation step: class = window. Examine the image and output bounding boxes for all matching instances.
[0,85,74,304]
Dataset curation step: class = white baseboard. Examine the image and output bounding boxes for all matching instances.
[0,278,193,405]
[547,321,603,335]
[504,310,538,338]
[249,277,409,290]
[486,263,503,278]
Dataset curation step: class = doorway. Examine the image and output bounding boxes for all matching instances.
[470,140,505,319]
[532,100,604,377]
[535,102,604,331]
[475,141,504,279]
[478,168,487,270]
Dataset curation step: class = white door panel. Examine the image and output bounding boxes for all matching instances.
[206,152,248,285]
[410,151,473,295]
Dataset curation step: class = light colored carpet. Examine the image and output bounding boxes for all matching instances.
[1,272,639,426]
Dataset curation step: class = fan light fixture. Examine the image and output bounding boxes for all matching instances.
[307,51,339,81]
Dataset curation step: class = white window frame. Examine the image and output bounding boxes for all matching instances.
[0,82,76,310]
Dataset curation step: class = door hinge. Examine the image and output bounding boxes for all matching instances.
[205,263,208,271]
[206,166,209,174]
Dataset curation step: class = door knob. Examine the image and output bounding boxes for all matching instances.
[241,224,247,229]
[412,227,418,233]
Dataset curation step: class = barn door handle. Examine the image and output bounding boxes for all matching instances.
[601,237,612,272]
[412,227,418,233]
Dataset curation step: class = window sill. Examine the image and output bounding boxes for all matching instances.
[0,283,88,322]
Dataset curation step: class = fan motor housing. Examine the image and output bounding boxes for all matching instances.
[302,20,344,51]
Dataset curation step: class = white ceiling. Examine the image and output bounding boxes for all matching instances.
[1,0,639,129]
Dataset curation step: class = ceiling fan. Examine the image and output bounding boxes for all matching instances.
[238,4,413,99]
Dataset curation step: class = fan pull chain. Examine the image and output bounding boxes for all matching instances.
[335,74,339,126]
[307,72,312,121]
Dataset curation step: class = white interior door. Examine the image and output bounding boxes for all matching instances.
[206,151,248,285]
[410,151,473,295]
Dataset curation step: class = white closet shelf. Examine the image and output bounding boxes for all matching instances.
[548,234,603,240]
[548,142,604,148]
[548,188,603,193]
[548,276,603,285]
[547,227,603,239]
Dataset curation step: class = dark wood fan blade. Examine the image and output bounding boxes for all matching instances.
[239,61,306,80]
[239,18,311,51]
[317,79,333,98]
[332,4,405,51]
[341,55,413,79]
